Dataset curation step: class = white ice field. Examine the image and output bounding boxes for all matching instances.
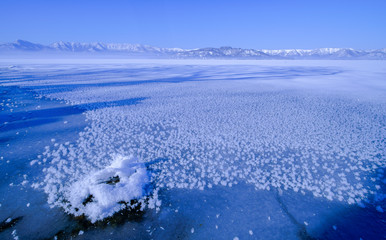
[0,59,385,239]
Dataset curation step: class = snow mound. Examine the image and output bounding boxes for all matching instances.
[63,155,149,223]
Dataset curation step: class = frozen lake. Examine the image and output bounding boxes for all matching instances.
[0,59,385,239]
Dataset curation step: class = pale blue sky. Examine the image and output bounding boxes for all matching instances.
[0,0,385,49]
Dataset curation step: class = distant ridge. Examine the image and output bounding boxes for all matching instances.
[1,40,385,59]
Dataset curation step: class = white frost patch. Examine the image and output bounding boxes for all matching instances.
[61,155,149,223]
[12,229,19,240]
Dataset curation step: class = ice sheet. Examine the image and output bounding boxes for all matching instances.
[0,60,385,239]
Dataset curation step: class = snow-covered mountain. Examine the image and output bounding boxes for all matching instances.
[48,41,185,54]
[0,39,46,51]
[0,40,385,59]
[261,48,385,59]
[174,46,270,59]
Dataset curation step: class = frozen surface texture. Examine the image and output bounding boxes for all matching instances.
[62,155,149,222]
[0,60,385,239]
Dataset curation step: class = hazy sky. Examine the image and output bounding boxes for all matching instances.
[1,0,385,49]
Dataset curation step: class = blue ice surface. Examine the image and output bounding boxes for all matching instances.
[0,60,385,239]
[0,86,86,239]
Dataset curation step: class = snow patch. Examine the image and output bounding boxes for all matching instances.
[61,155,149,223]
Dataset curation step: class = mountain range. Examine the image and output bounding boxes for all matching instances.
[1,40,385,59]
